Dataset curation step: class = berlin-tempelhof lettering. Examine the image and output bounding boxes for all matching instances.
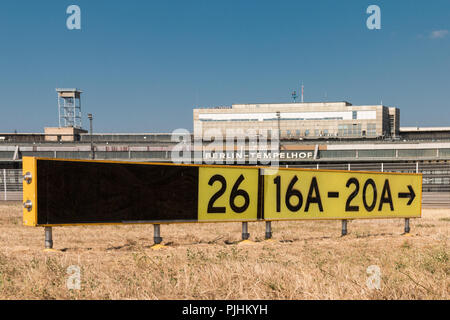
[203,151,314,160]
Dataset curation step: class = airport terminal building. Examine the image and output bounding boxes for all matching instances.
[194,102,400,139]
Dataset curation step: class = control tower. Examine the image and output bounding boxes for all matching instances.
[44,88,86,142]
[56,88,82,128]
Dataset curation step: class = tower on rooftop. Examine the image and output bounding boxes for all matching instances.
[56,88,82,128]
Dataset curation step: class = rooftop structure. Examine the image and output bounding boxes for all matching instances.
[56,88,83,129]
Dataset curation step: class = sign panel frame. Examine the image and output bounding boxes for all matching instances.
[262,167,422,221]
[23,157,265,227]
[22,157,422,227]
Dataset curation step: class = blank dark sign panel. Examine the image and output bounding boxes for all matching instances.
[36,159,199,225]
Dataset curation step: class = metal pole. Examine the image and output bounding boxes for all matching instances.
[404,163,417,235]
[45,227,53,249]
[404,218,410,234]
[153,224,162,244]
[242,222,250,240]
[277,111,281,151]
[341,220,348,236]
[88,114,94,160]
[265,221,272,240]
[277,111,280,139]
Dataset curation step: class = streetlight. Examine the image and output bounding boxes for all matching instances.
[276,111,281,138]
[88,113,94,159]
[276,111,281,154]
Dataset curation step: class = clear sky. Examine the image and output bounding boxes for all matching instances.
[0,0,449,133]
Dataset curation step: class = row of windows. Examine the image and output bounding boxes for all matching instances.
[273,129,332,137]
[338,124,363,136]
[252,124,379,138]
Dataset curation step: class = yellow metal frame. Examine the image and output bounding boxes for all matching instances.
[22,157,38,226]
[22,157,423,227]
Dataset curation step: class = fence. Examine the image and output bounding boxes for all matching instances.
[0,169,22,201]
[2,162,449,207]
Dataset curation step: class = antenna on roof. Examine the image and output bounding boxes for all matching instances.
[301,82,304,103]
[291,91,298,102]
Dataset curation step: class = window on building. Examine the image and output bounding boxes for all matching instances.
[287,130,291,136]
[305,129,310,136]
[296,129,300,136]
[367,123,376,136]
[338,124,344,136]
[352,124,361,136]
[389,115,395,135]
[352,111,357,120]
[314,129,320,137]
[323,129,328,136]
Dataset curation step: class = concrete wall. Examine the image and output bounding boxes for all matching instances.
[44,127,87,142]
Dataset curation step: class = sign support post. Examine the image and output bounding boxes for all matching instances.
[153,224,162,245]
[341,220,348,236]
[265,221,272,240]
[242,222,250,240]
[404,218,410,234]
[45,227,53,249]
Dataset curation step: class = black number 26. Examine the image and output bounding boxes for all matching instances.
[207,174,250,214]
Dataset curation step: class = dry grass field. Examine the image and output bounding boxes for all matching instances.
[0,202,448,300]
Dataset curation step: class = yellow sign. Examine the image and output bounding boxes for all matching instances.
[198,167,259,222]
[22,157,422,227]
[263,168,422,220]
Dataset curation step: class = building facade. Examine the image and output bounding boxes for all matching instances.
[194,102,400,139]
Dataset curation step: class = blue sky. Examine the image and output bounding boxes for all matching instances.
[0,0,449,133]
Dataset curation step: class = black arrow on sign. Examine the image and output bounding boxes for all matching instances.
[398,185,416,205]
